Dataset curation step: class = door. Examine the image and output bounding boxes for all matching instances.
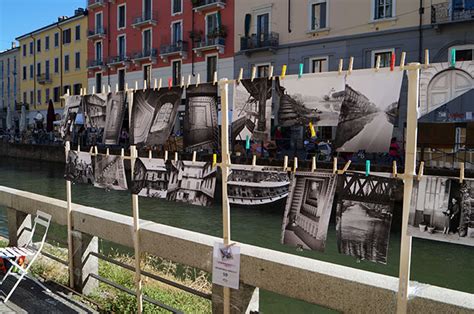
[143,65,151,87]
[256,13,269,43]
[206,13,218,42]
[427,69,473,113]
[118,69,125,91]
[96,12,103,32]
[96,73,102,93]
[96,42,102,62]
[206,56,217,83]
[172,22,182,44]
[118,36,125,58]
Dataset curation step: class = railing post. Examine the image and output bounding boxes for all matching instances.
[6,208,32,247]
[212,283,259,314]
[71,230,98,295]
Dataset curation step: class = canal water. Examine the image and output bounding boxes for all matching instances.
[0,157,473,313]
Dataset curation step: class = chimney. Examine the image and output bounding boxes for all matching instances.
[11,42,16,49]
[75,8,85,16]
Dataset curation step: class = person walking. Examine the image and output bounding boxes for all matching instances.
[389,137,402,164]
[449,198,461,234]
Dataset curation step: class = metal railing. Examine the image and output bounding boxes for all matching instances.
[160,41,188,55]
[108,55,129,64]
[87,59,104,68]
[37,74,52,84]
[196,36,225,49]
[88,0,105,7]
[132,48,158,60]
[132,10,158,26]
[88,27,106,38]
[192,0,226,9]
[240,32,279,52]
[431,1,474,24]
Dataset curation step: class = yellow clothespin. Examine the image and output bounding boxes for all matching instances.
[158,78,162,90]
[424,49,430,69]
[338,160,351,175]
[187,74,192,88]
[94,146,98,155]
[281,65,287,79]
[125,83,129,91]
[92,86,96,95]
[212,154,217,168]
[121,148,124,157]
[154,78,158,90]
[149,150,152,160]
[89,146,94,154]
[144,80,147,91]
[174,152,178,162]
[77,144,81,152]
[107,85,111,93]
[417,161,424,181]
[102,85,106,94]
[392,160,398,178]
[106,147,110,156]
[135,81,138,91]
[115,83,119,92]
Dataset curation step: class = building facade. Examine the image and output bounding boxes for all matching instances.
[0,45,20,130]
[86,0,235,93]
[16,8,88,121]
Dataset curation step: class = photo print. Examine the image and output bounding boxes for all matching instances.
[131,87,183,147]
[232,78,272,142]
[167,160,217,206]
[60,95,82,140]
[275,73,345,127]
[93,154,128,191]
[281,171,337,252]
[104,91,127,145]
[132,158,169,198]
[336,172,401,264]
[334,69,403,153]
[83,93,108,144]
[183,83,218,152]
[227,164,289,206]
[408,176,474,246]
[64,150,94,184]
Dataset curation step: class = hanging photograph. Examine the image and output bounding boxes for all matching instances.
[132,158,169,198]
[336,172,400,264]
[64,150,94,184]
[60,95,82,140]
[183,83,218,152]
[275,73,345,127]
[281,171,337,252]
[232,78,272,142]
[334,69,403,152]
[408,176,474,247]
[131,87,183,147]
[104,91,128,145]
[93,154,128,191]
[167,160,217,206]
[227,164,289,206]
[83,93,108,144]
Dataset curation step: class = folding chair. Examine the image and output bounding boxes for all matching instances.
[0,210,52,303]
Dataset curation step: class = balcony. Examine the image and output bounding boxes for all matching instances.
[240,32,279,55]
[88,59,106,70]
[132,11,158,28]
[108,55,131,67]
[37,74,52,85]
[88,27,107,40]
[132,48,158,63]
[192,0,226,12]
[159,41,188,62]
[87,0,105,9]
[431,2,474,24]
[193,36,225,57]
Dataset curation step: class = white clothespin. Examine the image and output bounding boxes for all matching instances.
[251,66,256,82]
[400,52,406,70]
[338,59,344,75]
[196,73,200,87]
[268,65,274,80]
[348,57,354,75]
[237,68,243,84]
[213,71,218,85]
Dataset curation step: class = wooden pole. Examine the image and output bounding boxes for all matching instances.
[131,145,143,313]
[65,140,74,288]
[219,78,232,314]
[397,63,420,313]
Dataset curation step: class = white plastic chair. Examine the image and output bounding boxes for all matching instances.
[0,210,52,303]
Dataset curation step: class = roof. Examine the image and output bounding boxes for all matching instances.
[16,9,88,41]
[139,158,167,171]
[0,46,20,56]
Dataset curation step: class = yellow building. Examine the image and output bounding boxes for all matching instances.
[16,8,88,120]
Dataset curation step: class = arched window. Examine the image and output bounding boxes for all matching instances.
[427,69,472,113]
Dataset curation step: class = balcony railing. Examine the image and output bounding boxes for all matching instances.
[192,0,226,11]
[37,74,52,85]
[240,32,279,54]
[88,27,107,39]
[159,41,188,62]
[431,2,474,24]
[132,48,158,62]
[87,0,105,9]
[88,59,105,69]
[132,11,158,28]
[193,36,225,56]
[108,55,130,66]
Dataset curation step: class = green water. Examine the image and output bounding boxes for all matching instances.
[0,157,472,313]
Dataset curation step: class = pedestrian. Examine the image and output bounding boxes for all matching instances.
[389,137,402,164]
[448,198,460,234]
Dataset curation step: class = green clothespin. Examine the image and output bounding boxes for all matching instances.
[366,160,371,176]
[298,63,304,78]
[450,49,456,67]
[245,135,250,150]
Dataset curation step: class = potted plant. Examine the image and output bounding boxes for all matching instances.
[427,224,435,234]
[419,222,427,232]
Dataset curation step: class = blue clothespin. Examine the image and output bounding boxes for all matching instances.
[366,160,371,176]
[298,63,304,78]
[245,135,250,150]
[450,49,456,67]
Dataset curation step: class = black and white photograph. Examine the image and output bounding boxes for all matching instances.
[64,150,94,184]
[336,173,400,264]
[83,93,108,143]
[408,176,474,246]
[60,95,82,140]
[183,83,218,152]
[167,160,217,206]
[275,73,345,127]
[281,171,337,252]
[93,154,128,191]
[334,69,403,153]
[227,164,289,206]
[130,87,183,147]
[104,91,127,145]
[232,78,272,142]
[132,158,169,198]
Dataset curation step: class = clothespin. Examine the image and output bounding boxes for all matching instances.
[392,160,398,178]
[332,157,338,174]
[309,121,316,138]
[417,161,424,181]
[107,85,111,93]
[293,157,298,173]
[148,149,152,160]
[180,76,185,88]
[268,65,274,80]
[450,49,456,67]
[89,146,94,154]
[106,147,110,156]
[459,162,465,183]
[187,74,191,88]
[168,77,173,90]
[311,156,316,172]
[212,154,217,168]
[135,81,138,91]
[365,160,371,176]
[237,68,243,84]
[154,78,158,90]
[424,49,429,69]
[192,151,197,163]
[143,80,147,91]
[174,152,178,161]
[338,59,344,75]
[348,57,354,75]
[338,160,351,175]
[83,87,87,95]
[158,78,162,90]
[390,53,396,71]
[92,86,96,95]
[79,88,83,96]
[77,144,81,152]
[66,88,70,96]
[375,55,381,72]
[196,73,200,87]
[245,135,250,150]
[115,83,119,92]
[298,63,303,78]
[121,148,124,157]
[213,71,218,85]
[283,155,288,171]
[252,155,257,167]
[251,66,256,82]
[125,83,129,91]
[281,65,287,79]
[164,150,168,161]
[94,146,98,155]
[400,52,406,70]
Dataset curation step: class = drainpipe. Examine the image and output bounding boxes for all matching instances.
[56,23,64,101]
[288,0,292,33]
[191,6,195,76]
[107,2,111,86]
[30,34,36,109]
[418,0,424,63]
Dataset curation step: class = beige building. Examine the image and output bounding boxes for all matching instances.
[0,45,20,130]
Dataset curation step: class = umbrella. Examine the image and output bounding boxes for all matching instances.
[6,106,12,130]
[19,105,26,132]
[46,99,55,132]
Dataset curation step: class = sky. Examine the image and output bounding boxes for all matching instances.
[0,0,85,51]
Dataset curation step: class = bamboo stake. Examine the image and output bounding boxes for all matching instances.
[65,141,74,288]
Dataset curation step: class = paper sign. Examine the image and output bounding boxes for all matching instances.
[212,242,240,290]
[466,112,472,120]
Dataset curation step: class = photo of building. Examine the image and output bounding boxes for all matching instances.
[132,157,169,198]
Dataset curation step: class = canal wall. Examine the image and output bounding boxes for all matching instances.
[0,142,65,164]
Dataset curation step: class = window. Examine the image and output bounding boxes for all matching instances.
[144,0,152,20]
[118,35,126,58]
[30,91,34,105]
[207,55,217,83]
[63,28,71,44]
[172,0,182,15]
[54,57,59,73]
[29,65,33,79]
[172,60,181,86]
[449,45,474,62]
[75,52,81,69]
[45,60,50,77]
[309,0,327,30]
[95,12,103,32]
[37,90,42,105]
[118,69,125,91]
[53,87,60,102]
[256,64,270,78]
[54,32,59,47]
[22,66,27,80]
[75,25,81,40]
[143,64,151,87]
[29,41,33,55]
[96,73,102,93]
[118,4,126,29]
[256,13,270,42]
[374,0,393,20]
[310,57,328,73]
[37,39,41,52]
[172,21,182,44]
[37,62,41,76]
[23,92,26,103]
[22,44,26,56]
[45,36,50,50]
[73,83,82,95]
[371,49,394,67]
[95,41,103,61]
[143,29,151,52]
[45,88,50,103]
[206,13,218,38]
[64,55,70,72]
